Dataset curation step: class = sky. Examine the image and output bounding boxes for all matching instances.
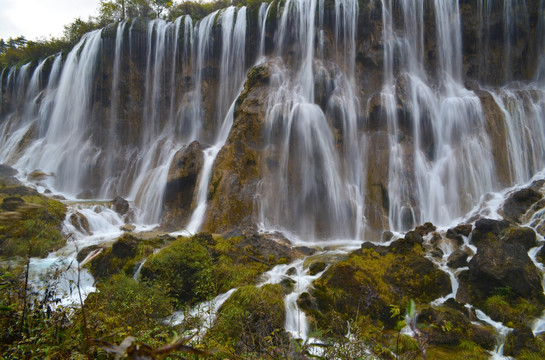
[0,0,100,41]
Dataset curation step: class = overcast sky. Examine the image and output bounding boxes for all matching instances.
[0,0,100,41]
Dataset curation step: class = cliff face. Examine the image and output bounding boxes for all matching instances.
[1,0,544,239]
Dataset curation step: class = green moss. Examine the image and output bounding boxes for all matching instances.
[141,236,215,306]
[480,288,542,328]
[0,186,66,258]
[84,273,174,344]
[207,284,287,354]
[308,246,450,334]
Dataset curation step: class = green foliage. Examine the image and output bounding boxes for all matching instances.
[85,273,174,341]
[0,187,67,258]
[206,284,287,357]
[141,235,215,305]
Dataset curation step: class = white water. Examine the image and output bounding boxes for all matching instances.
[1,1,545,353]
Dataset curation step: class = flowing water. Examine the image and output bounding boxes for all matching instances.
[1,0,545,354]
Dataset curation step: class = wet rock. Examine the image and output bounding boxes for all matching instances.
[361,241,389,256]
[503,226,537,251]
[308,261,327,276]
[504,325,539,357]
[447,249,469,269]
[0,164,17,177]
[414,222,436,236]
[280,277,295,293]
[162,141,204,229]
[536,245,545,265]
[286,267,297,276]
[390,230,423,254]
[76,245,102,263]
[70,211,91,235]
[120,224,136,232]
[28,170,49,181]
[470,218,510,246]
[468,239,542,300]
[382,230,394,242]
[430,248,444,260]
[417,306,495,349]
[112,196,130,215]
[203,62,271,234]
[446,224,472,244]
[89,234,138,279]
[309,242,451,333]
[502,188,543,222]
[295,246,316,256]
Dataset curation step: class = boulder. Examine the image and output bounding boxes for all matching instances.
[308,261,327,276]
[447,249,469,269]
[470,218,510,246]
[120,224,136,232]
[467,239,542,300]
[307,242,451,333]
[503,226,537,250]
[70,211,91,235]
[414,222,436,236]
[504,325,539,357]
[502,188,543,222]
[0,164,17,177]
[112,196,130,215]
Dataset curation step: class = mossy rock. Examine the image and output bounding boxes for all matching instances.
[89,234,140,279]
[417,305,496,350]
[0,184,66,258]
[208,284,288,353]
[308,244,451,334]
[140,235,215,305]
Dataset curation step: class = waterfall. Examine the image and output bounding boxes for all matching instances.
[381,0,497,231]
[0,0,544,239]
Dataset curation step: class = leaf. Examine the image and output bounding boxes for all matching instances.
[406,299,416,318]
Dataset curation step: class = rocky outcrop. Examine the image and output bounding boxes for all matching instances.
[457,220,545,327]
[502,188,543,222]
[202,63,272,233]
[162,141,204,229]
[302,234,451,334]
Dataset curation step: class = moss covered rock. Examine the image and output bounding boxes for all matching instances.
[0,179,66,258]
[306,240,451,334]
[208,284,287,354]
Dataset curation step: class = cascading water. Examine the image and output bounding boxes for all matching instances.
[1,0,545,354]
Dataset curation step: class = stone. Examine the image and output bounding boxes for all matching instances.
[111,234,138,258]
[504,325,539,357]
[470,218,510,246]
[28,170,49,181]
[468,239,542,299]
[308,261,327,276]
[503,226,537,251]
[502,188,543,222]
[447,249,469,268]
[0,164,17,177]
[414,222,436,236]
[162,141,204,229]
[70,211,91,235]
[112,196,130,215]
[120,224,136,232]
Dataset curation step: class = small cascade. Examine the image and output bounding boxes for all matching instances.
[475,309,512,359]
